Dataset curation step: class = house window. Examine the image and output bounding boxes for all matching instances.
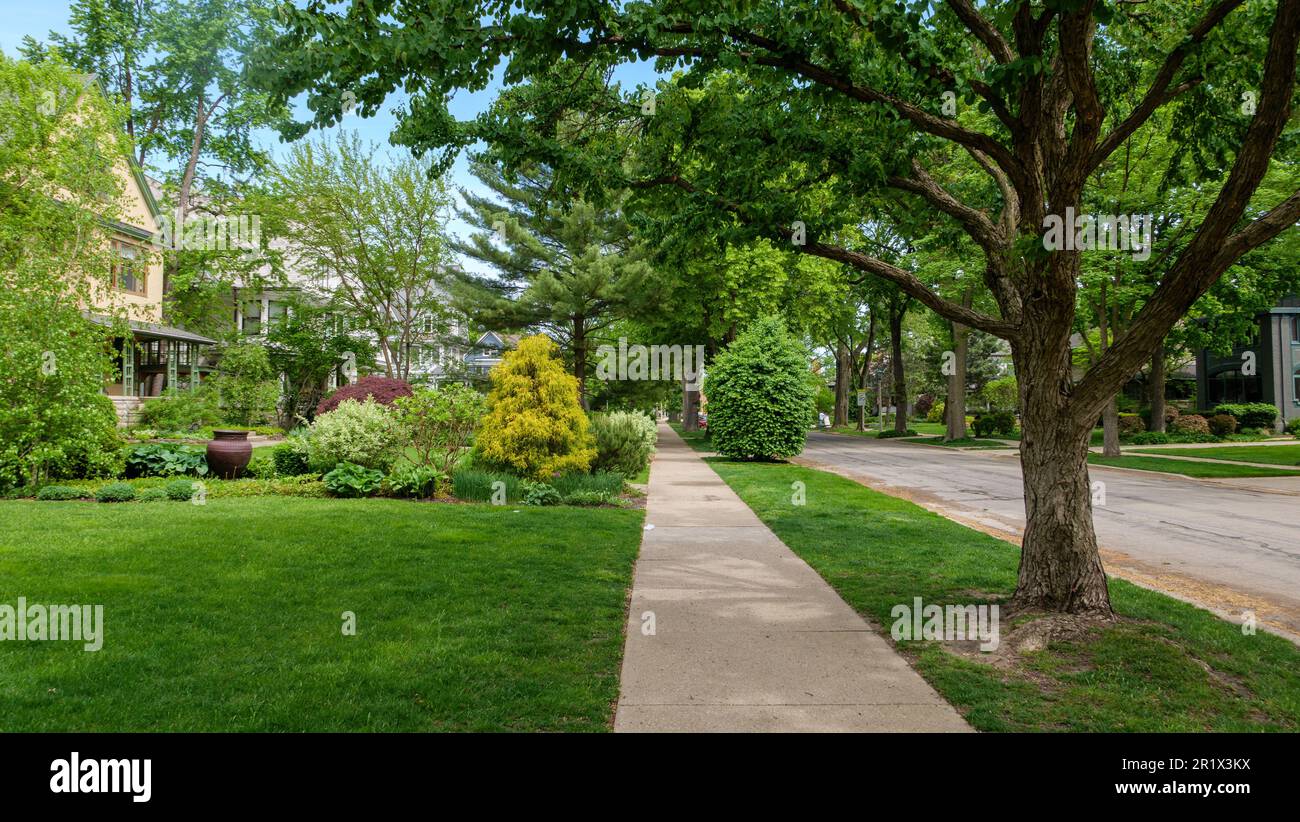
[241,301,262,335]
[1292,315,1300,344]
[111,240,146,295]
[140,339,164,366]
[1294,365,1300,405]
[1208,368,1263,405]
[267,301,288,330]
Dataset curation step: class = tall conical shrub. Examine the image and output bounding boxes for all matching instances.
[704,316,815,459]
[474,334,596,479]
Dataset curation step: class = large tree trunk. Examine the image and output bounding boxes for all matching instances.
[1149,342,1167,433]
[858,312,876,432]
[1011,325,1113,617]
[890,309,908,434]
[682,376,700,431]
[945,320,969,441]
[1101,397,1121,457]
[833,342,850,427]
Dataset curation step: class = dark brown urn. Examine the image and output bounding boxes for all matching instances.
[207,429,252,479]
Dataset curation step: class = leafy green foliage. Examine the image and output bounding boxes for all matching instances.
[95,482,137,503]
[124,444,209,478]
[520,480,560,507]
[36,485,83,501]
[245,454,277,480]
[981,377,1018,413]
[272,434,311,476]
[395,383,485,472]
[474,335,596,479]
[323,461,384,498]
[1286,418,1300,437]
[451,468,521,503]
[704,317,815,460]
[551,471,624,504]
[262,132,456,380]
[211,343,279,426]
[1214,403,1279,430]
[265,296,377,424]
[384,464,445,499]
[1208,414,1238,437]
[972,411,1016,438]
[589,411,656,477]
[0,56,131,490]
[164,479,199,502]
[453,160,653,403]
[138,387,223,433]
[876,429,918,439]
[307,399,403,473]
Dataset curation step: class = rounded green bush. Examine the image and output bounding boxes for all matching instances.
[520,480,561,506]
[137,487,169,503]
[164,479,198,502]
[590,411,656,477]
[703,316,815,459]
[307,399,403,473]
[36,485,83,501]
[877,428,918,439]
[272,436,311,476]
[95,482,137,503]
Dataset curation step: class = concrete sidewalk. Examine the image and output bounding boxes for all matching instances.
[613,424,971,733]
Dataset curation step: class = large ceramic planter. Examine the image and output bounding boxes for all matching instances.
[207,429,252,479]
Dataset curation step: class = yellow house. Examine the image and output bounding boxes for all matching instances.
[78,81,216,424]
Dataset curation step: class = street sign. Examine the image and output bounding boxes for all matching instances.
[856,390,866,407]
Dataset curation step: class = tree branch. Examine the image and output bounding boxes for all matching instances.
[1089,0,1247,170]
[946,0,1016,64]
[1071,0,1300,423]
[629,173,1017,338]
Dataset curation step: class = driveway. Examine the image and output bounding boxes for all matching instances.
[797,432,1300,641]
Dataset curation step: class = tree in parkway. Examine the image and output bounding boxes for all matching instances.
[452,159,653,409]
[253,1,1300,617]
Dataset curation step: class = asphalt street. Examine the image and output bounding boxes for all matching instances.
[797,432,1300,640]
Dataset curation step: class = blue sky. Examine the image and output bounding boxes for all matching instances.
[0,0,662,271]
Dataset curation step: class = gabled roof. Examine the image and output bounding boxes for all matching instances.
[81,74,163,227]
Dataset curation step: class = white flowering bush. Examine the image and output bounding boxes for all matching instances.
[307,398,403,473]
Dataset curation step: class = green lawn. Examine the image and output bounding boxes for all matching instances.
[1131,444,1300,467]
[901,436,1011,448]
[0,497,643,731]
[1089,454,1300,478]
[670,424,1300,731]
[831,422,1027,441]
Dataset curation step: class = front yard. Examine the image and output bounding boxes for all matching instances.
[1089,454,1300,478]
[1130,444,1300,466]
[0,498,643,731]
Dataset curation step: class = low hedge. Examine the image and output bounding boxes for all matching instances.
[1214,402,1278,430]
[36,485,84,501]
[95,482,137,503]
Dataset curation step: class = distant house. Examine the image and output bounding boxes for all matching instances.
[74,83,216,425]
[463,331,520,377]
[231,275,469,389]
[1195,297,1300,428]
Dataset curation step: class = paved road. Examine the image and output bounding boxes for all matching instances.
[798,432,1300,640]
